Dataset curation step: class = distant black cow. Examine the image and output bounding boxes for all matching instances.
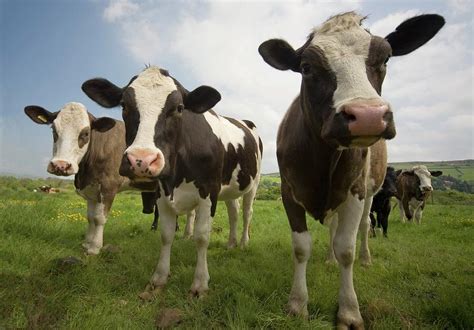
[370,166,398,237]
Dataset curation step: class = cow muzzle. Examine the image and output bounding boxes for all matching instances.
[120,148,165,180]
[47,160,75,176]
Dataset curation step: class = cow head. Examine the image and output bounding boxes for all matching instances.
[258,12,444,148]
[407,165,443,193]
[81,66,221,181]
[25,102,116,176]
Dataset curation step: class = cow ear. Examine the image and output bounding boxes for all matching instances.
[184,86,221,114]
[24,105,58,124]
[258,39,301,72]
[385,14,445,56]
[91,117,116,132]
[430,170,443,177]
[395,169,402,176]
[82,78,123,108]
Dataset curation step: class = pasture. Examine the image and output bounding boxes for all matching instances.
[1,176,473,328]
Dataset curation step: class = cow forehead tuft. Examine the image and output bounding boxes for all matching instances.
[313,12,366,36]
[55,102,89,129]
[131,66,176,90]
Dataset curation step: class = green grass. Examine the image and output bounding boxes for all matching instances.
[1,177,473,328]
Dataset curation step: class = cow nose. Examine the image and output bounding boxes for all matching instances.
[48,160,72,175]
[422,186,433,192]
[125,149,164,178]
[341,102,390,136]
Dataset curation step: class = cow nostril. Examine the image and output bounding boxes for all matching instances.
[342,111,357,122]
[65,163,71,170]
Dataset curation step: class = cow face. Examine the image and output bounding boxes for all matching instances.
[82,66,221,181]
[412,165,443,192]
[259,12,444,148]
[24,102,116,176]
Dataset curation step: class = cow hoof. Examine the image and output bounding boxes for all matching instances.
[139,284,163,301]
[85,246,101,255]
[336,316,364,330]
[81,242,91,250]
[227,241,238,249]
[239,240,249,249]
[188,288,208,299]
[183,233,193,240]
[286,301,308,319]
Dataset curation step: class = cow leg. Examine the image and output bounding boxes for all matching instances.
[241,186,257,248]
[282,182,311,318]
[146,200,177,294]
[397,199,406,223]
[190,197,213,297]
[381,200,390,237]
[358,196,373,266]
[369,212,376,238]
[414,205,422,224]
[151,204,159,231]
[85,200,108,255]
[83,199,96,250]
[326,215,338,264]
[334,194,364,329]
[183,210,195,239]
[226,199,239,249]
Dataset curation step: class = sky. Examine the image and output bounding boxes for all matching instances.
[0,0,472,177]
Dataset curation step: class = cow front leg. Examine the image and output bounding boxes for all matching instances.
[397,199,406,223]
[183,210,195,239]
[85,201,107,255]
[282,182,311,318]
[334,194,364,329]
[190,197,212,297]
[82,199,96,251]
[358,196,373,266]
[225,199,239,248]
[326,215,338,264]
[143,201,177,299]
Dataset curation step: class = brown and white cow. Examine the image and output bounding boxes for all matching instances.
[82,66,263,297]
[258,12,444,328]
[395,165,442,224]
[24,102,170,254]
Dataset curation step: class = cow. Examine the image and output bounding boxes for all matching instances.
[395,165,442,224]
[258,11,444,328]
[370,166,398,237]
[81,66,263,297]
[24,102,162,254]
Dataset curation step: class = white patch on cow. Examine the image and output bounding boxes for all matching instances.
[219,164,250,200]
[162,180,200,215]
[203,112,245,151]
[126,66,177,154]
[333,192,364,325]
[413,165,433,191]
[310,12,383,111]
[288,230,312,316]
[51,102,90,174]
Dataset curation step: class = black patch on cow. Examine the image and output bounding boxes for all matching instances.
[242,119,256,129]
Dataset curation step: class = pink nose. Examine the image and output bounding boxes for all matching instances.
[48,160,72,175]
[126,149,164,177]
[341,102,389,136]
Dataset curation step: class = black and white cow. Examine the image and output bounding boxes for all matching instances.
[82,66,262,297]
[370,166,398,237]
[259,11,444,328]
[396,165,442,224]
[24,102,162,254]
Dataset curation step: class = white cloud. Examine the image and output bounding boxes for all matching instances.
[103,0,139,23]
[102,2,473,172]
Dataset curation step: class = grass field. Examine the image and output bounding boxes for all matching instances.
[1,177,473,328]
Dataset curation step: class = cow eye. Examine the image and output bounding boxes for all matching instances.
[383,56,390,65]
[177,104,184,113]
[301,63,311,75]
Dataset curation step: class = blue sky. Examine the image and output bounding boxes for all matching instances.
[1,0,472,177]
